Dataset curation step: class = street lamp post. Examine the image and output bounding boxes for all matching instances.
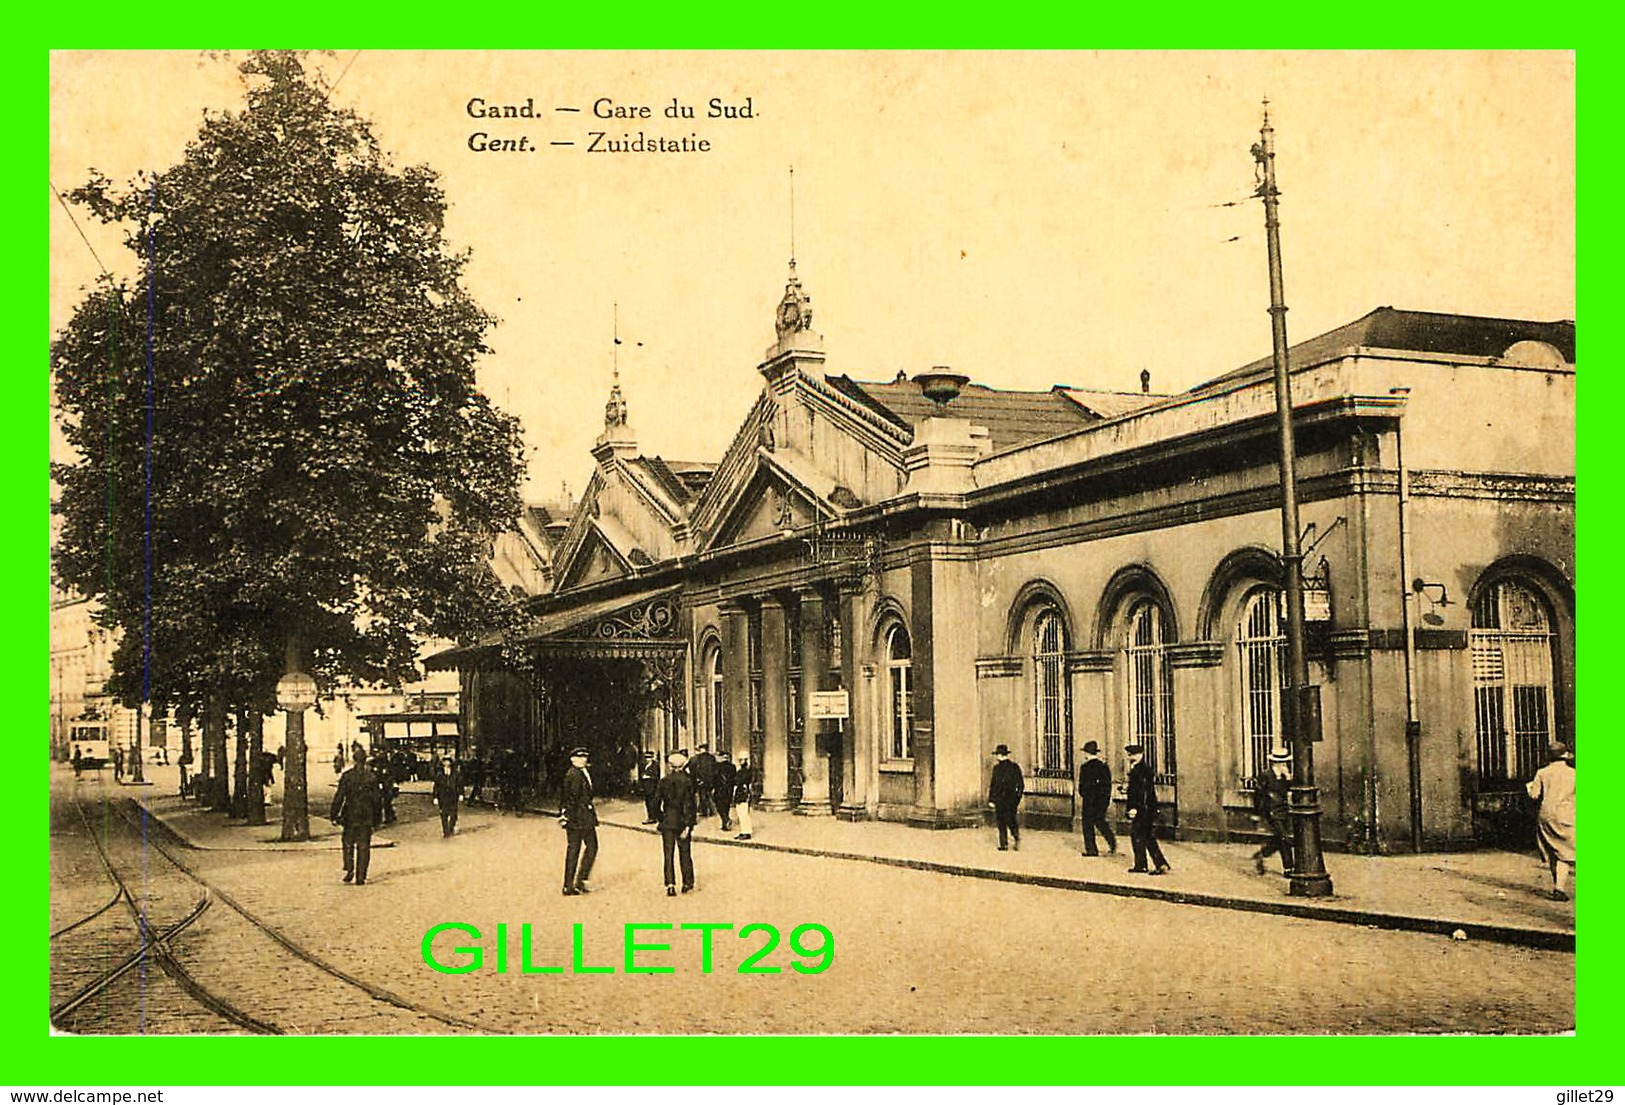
[1253,102,1333,897]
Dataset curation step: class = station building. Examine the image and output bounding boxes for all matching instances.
[434,265,1574,852]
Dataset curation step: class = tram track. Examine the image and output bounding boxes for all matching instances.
[52,786,493,1034]
[53,791,277,1034]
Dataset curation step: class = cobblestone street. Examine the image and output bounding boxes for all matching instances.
[53,767,1575,1035]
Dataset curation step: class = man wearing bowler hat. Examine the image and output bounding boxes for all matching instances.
[987,744,1025,851]
[1251,750,1295,875]
[1077,740,1117,857]
[329,742,383,885]
[1125,743,1170,875]
[559,746,599,896]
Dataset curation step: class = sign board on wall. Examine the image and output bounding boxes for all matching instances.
[809,690,850,719]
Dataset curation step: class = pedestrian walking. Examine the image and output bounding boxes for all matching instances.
[654,750,698,896]
[714,750,737,832]
[72,747,83,780]
[1125,743,1170,876]
[258,749,280,788]
[559,747,599,896]
[988,744,1025,851]
[639,750,661,824]
[499,748,525,815]
[1077,740,1117,857]
[732,752,756,840]
[112,744,124,782]
[376,753,399,824]
[1250,751,1295,875]
[1526,742,1576,901]
[333,744,346,776]
[689,744,718,819]
[432,756,461,837]
[329,743,383,885]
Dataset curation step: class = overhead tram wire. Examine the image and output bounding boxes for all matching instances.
[51,181,112,281]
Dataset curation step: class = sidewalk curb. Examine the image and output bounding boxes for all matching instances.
[127,795,398,852]
[129,790,1573,953]
[597,815,1575,953]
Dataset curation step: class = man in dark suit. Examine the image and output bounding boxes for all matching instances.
[559,747,599,896]
[689,744,718,819]
[1125,743,1170,876]
[432,756,461,837]
[329,742,383,885]
[713,751,738,832]
[987,744,1025,851]
[375,750,398,825]
[654,750,698,896]
[638,750,661,824]
[1251,750,1294,875]
[1077,739,1117,857]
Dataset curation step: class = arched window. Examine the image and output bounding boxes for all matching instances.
[1032,608,1071,776]
[1471,579,1557,786]
[1125,600,1175,782]
[706,643,725,753]
[1236,587,1287,787]
[885,624,913,761]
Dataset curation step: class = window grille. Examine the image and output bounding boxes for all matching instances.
[1471,579,1555,787]
[1126,601,1176,784]
[1032,608,1071,777]
[1236,588,1288,788]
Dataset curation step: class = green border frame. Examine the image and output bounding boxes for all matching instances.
[26,18,1607,1089]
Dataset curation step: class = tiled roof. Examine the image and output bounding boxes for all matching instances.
[633,456,716,504]
[826,375,1098,451]
[1202,307,1576,390]
[1057,387,1167,420]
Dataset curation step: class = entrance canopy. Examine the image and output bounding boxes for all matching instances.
[427,587,685,668]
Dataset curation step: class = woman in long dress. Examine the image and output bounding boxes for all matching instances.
[1526,742,1576,901]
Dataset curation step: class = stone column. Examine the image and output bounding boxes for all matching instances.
[836,582,868,820]
[759,598,793,810]
[721,602,751,762]
[796,589,833,815]
[909,534,984,828]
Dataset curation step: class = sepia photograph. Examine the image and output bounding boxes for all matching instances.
[48,49,1575,1037]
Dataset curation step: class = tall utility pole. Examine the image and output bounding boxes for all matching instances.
[1252,101,1333,897]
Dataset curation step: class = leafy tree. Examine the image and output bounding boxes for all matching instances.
[52,52,526,839]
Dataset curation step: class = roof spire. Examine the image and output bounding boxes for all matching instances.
[774,170,813,343]
[605,301,639,432]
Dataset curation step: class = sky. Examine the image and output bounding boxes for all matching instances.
[50,51,1575,501]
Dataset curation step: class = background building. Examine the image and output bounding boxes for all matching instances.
[436,275,1574,853]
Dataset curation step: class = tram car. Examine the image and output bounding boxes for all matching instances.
[67,720,110,770]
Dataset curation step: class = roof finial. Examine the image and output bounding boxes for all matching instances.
[789,164,796,266]
[605,301,638,431]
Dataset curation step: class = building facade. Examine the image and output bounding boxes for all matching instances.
[438,268,1574,853]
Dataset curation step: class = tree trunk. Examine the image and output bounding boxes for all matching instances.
[232,710,249,820]
[206,694,230,811]
[130,702,146,784]
[179,714,193,797]
[246,711,267,825]
[280,636,311,842]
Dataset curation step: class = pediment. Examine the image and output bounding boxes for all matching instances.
[557,523,633,591]
[709,468,829,552]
